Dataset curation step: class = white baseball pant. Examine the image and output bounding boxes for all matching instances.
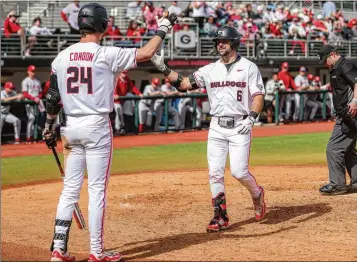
[114,103,124,131]
[25,104,36,139]
[153,101,180,131]
[207,116,261,199]
[1,113,21,140]
[53,114,112,255]
[178,101,202,129]
[138,101,153,127]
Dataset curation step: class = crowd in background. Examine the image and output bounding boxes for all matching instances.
[2,1,357,56]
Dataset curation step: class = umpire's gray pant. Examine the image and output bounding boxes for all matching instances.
[1,113,21,140]
[326,118,357,188]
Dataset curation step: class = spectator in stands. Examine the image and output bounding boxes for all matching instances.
[61,0,81,34]
[168,1,182,16]
[322,1,336,18]
[104,16,122,40]
[143,1,159,36]
[275,5,287,21]
[288,17,307,55]
[29,17,52,36]
[260,21,274,38]
[21,65,45,143]
[203,16,218,36]
[113,70,143,133]
[3,10,26,55]
[278,62,297,122]
[26,17,53,56]
[126,0,143,20]
[191,1,207,29]
[155,78,180,131]
[1,82,23,144]
[264,73,285,123]
[126,20,146,44]
[313,14,329,34]
[262,4,276,23]
[329,20,344,47]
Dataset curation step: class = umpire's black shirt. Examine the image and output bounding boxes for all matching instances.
[330,57,357,116]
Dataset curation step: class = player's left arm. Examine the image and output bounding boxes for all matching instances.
[342,61,357,116]
[42,69,62,148]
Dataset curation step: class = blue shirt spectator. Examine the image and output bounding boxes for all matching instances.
[322,1,336,18]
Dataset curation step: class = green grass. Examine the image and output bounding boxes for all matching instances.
[1,132,331,186]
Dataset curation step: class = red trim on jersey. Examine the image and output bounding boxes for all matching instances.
[100,120,113,252]
[38,92,43,99]
[61,11,68,22]
[133,49,137,69]
[251,92,265,98]
[22,91,37,101]
[193,72,204,88]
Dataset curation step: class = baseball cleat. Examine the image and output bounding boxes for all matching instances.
[50,249,76,262]
[206,216,230,232]
[253,186,266,221]
[88,250,123,262]
[319,183,347,195]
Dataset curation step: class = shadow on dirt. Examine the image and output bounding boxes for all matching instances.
[107,203,331,261]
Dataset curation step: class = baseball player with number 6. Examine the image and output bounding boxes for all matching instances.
[42,3,177,261]
[151,26,267,232]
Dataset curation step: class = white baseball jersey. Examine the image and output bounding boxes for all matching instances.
[1,90,17,114]
[294,74,309,88]
[142,85,159,106]
[161,84,177,104]
[265,79,285,102]
[22,77,42,98]
[193,56,265,116]
[62,3,80,30]
[51,42,137,116]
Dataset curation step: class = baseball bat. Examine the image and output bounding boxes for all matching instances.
[51,146,86,230]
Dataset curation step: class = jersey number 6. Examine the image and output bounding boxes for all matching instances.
[67,67,93,94]
[237,90,242,101]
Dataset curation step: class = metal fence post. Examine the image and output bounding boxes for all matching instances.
[34,103,39,140]
[192,96,197,129]
[164,97,169,132]
[322,91,327,120]
[134,99,139,134]
[299,92,304,121]
[275,91,280,124]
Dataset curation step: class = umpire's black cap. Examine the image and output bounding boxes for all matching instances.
[317,45,336,64]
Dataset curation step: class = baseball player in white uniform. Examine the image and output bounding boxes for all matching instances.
[151,26,267,232]
[293,66,310,121]
[1,82,23,144]
[22,65,45,143]
[42,4,177,261]
[138,78,163,132]
[61,0,81,34]
[155,78,180,130]
[178,88,203,129]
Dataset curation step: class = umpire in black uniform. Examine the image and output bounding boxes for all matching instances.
[318,45,357,195]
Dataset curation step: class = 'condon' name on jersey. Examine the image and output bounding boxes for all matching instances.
[193,56,265,117]
[51,42,137,116]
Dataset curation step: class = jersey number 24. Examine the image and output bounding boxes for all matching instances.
[67,67,93,94]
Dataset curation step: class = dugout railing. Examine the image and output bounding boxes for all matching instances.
[274,90,331,124]
[1,90,332,141]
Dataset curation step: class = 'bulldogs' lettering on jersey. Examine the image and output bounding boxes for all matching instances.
[51,42,137,115]
[193,56,265,116]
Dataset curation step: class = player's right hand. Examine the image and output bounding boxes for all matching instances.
[34,97,40,103]
[42,129,57,148]
[156,11,177,34]
[151,49,167,72]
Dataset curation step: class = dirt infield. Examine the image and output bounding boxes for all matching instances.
[2,166,357,261]
[4,121,356,261]
[1,122,334,158]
